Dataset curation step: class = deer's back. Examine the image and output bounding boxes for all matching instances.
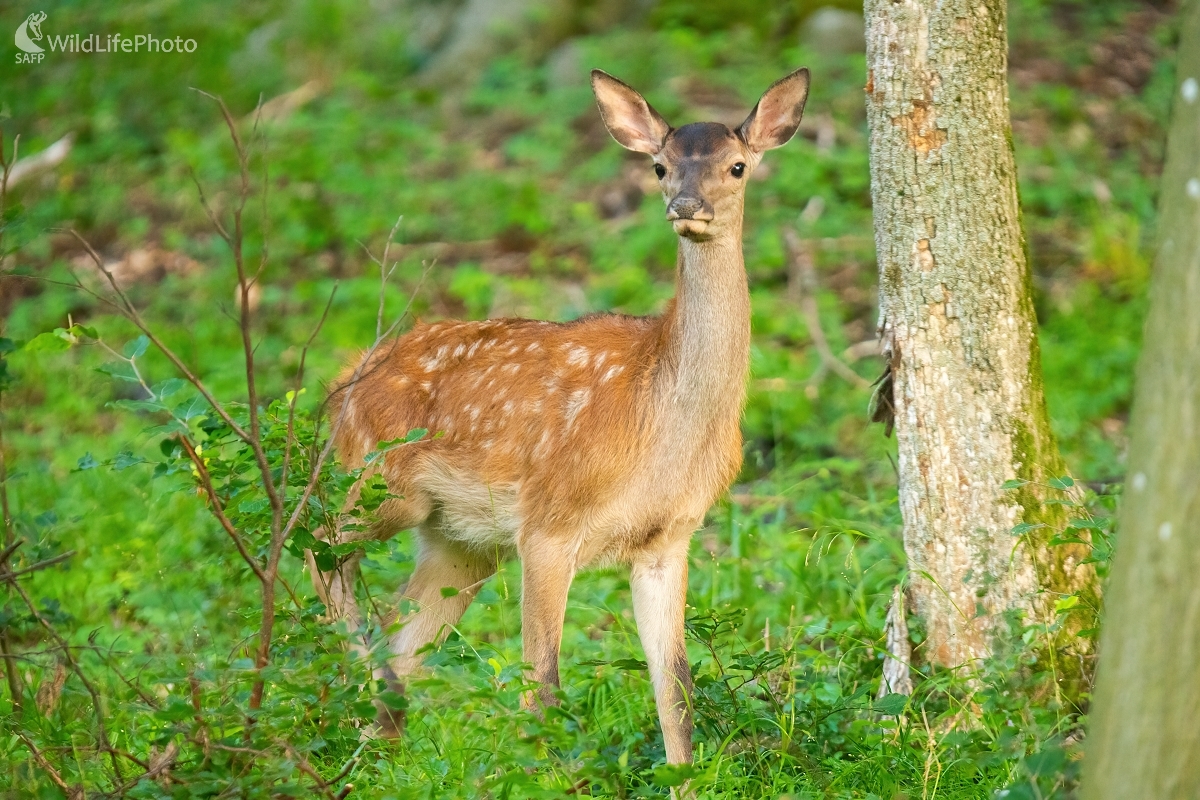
[329,312,741,560]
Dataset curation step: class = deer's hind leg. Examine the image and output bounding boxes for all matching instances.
[375,522,496,734]
[306,472,433,698]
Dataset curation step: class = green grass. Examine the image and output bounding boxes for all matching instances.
[0,0,1171,796]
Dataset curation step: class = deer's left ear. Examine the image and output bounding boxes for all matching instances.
[739,68,810,154]
[592,70,672,155]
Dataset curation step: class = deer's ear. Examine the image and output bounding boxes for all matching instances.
[739,68,810,154]
[591,70,671,155]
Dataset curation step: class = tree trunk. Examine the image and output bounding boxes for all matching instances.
[1082,3,1200,795]
[863,0,1098,672]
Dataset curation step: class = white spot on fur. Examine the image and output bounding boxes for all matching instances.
[419,355,442,372]
[454,344,466,357]
[567,347,590,367]
[503,400,514,414]
[504,363,521,373]
[525,342,541,352]
[468,341,481,357]
[601,365,625,383]
[507,345,520,356]
[565,388,590,427]
[421,382,432,392]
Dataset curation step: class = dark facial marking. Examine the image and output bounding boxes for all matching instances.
[667,122,736,158]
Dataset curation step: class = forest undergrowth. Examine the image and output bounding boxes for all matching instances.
[0,1,1171,796]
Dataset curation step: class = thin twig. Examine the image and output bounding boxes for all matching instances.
[15,731,72,792]
[0,130,25,711]
[375,215,404,339]
[177,436,267,583]
[0,550,75,581]
[9,578,124,782]
[783,228,870,391]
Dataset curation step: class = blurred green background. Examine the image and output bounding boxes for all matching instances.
[0,0,1174,796]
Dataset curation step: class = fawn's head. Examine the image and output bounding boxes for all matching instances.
[592,68,809,241]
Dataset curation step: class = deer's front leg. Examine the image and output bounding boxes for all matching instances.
[519,539,576,710]
[631,533,694,764]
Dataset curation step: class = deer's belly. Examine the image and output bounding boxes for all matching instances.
[414,462,521,551]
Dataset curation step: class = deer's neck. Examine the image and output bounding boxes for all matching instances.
[653,230,751,423]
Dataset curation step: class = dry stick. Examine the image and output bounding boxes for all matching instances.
[67,231,259,450]
[279,283,338,500]
[375,215,404,339]
[279,741,337,800]
[15,730,73,792]
[191,90,283,528]
[109,741,179,797]
[782,228,870,391]
[7,577,125,784]
[192,91,289,710]
[0,131,26,712]
[0,549,76,581]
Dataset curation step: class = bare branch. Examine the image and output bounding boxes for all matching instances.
[0,550,74,581]
[376,216,404,339]
[62,229,256,446]
[783,228,870,392]
[15,731,73,793]
[282,258,434,544]
[177,436,267,584]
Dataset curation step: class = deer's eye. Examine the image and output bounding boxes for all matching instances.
[731,163,746,178]
[654,163,666,179]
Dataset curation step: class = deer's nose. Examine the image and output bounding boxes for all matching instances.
[666,196,715,222]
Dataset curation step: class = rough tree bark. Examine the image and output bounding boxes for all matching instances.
[863,0,1098,673]
[1082,3,1200,795]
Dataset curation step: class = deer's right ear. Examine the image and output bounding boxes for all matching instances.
[591,70,671,155]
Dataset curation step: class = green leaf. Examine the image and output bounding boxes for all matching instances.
[109,399,167,414]
[650,764,697,787]
[874,692,909,716]
[113,451,146,470]
[152,378,186,398]
[1001,479,1029,490]
[610,658,647,671]
[1011,522,1046,537]
[1054,594,1080,613]
[378,690,408,711]
[24,330,72,353]
[123,335,150,359]
[314,549,337,572]
[1067,517,1108,530]
[404,427,428,443]
[237,496,269,515]
[439,586,460,598]
[95,363,141,383]
[1048,475,1075,490]
[76,452,99,470]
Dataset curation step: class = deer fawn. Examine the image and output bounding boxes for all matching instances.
[311,67,810,764]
